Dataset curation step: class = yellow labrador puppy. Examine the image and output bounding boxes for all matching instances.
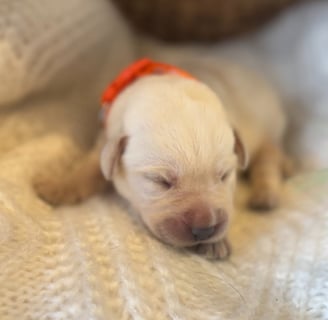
[35,58,291,259]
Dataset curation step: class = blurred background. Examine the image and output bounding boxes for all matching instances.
[1,0,327,169]
[110,0,328,170]
[112,0,302,42]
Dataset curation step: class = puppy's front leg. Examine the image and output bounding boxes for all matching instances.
[34,134,108,206]
[248,141,293,210]
[194,238,231,260]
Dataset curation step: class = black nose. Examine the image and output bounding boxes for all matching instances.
[191,226,216,241]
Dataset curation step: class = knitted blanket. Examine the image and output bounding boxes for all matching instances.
[0,1,327,319]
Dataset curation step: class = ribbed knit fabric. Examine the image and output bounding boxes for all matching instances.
[1,137,328,320]
[0,1,327,319]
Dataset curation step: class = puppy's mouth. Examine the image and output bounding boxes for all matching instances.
[155,217,228,247]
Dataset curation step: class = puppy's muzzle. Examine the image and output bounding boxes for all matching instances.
[190,209,228,241]
[158,204,228,246]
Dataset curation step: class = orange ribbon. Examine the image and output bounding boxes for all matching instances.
[101,58,195,121]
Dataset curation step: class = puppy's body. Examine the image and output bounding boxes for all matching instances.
[180,58,286,156]
[184,59,291,210]
[35,58,290,259]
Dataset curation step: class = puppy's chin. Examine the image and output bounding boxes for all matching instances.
[152,218,195,247]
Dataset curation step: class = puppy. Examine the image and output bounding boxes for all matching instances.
[35,58,291,259]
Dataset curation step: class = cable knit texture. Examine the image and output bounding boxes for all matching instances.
[0,1,327,319]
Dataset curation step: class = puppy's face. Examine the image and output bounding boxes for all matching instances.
[101,75,247,247]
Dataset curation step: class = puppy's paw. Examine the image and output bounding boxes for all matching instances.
[194,238,231,260]
[34,176,84,206]
[249,189,279,211]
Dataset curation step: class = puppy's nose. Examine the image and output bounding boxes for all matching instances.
[191,226,216,241]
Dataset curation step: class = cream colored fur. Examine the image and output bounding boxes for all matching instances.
[102,75,237,251]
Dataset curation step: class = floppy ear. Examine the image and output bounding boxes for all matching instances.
[233,129,248,170]
[100,136,128,180]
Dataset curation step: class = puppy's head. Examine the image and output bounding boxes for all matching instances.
[101,75,247,247]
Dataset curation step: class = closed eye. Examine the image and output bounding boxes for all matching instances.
[220,170,233,182]
[144,173,175,190]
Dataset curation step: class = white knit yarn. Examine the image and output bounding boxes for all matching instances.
[0,0,134,107]
[0,1,328,319]
[1,137,328,320]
